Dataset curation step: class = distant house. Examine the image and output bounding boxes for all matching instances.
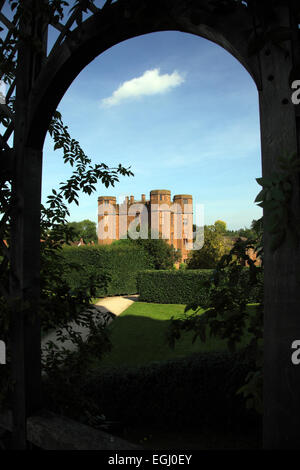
[69,238,95,247]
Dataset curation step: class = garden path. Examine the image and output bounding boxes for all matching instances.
[94,295,138,316]
[41,295,138,356]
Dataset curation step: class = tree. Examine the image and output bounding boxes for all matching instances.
[186,224,228,269]
[67,219,97,243]
[236,225,256,239]
[113,228,181,269]
[135,237,181,270]
[214,220,227,234]
[251,218,263,237]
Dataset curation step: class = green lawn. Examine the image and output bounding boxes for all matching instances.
[99,301,257,368]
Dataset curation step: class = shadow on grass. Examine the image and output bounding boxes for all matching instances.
[99,313,233,369]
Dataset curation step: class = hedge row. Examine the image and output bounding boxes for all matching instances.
[137,268,263,304]
[137,269,213,304]
[44,351,260,430]
[61,244,153,297]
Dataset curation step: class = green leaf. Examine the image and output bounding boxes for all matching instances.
[54,142,63,150]
[255,177,265,187]
[254,189,266,203]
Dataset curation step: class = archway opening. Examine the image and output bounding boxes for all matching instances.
[40,28,263,450]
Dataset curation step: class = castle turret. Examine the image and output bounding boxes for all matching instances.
[98,196,117,244]
[150,190,171,240]
[173,194,193,261]
[150,189,171,204]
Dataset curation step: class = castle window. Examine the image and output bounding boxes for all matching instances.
[183,199,188,204]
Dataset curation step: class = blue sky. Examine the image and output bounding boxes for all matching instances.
[42,28,263,231]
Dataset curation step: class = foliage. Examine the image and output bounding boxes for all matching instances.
[36,106,134,340]
[43,351,259,431]
[66,219,97,243]
[186,224,229,269]
[255,152,300,252]
[39,244,111,332]
[167,236,263,414]
[0,0,134,410]
[131,236,181,270]
[61,244,153,297]
[113,230,181,270]
[137,269,213,304]
[214,219,227,234]
[137,266,262,305]
[225,219,262,239]
[42,306,113,420]
[237,227,257,240]
[42,309,113,376]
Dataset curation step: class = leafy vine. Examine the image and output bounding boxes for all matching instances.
[0,0,134,414]
[255,152,300,252]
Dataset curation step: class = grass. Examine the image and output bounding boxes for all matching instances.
[99,301,257,368]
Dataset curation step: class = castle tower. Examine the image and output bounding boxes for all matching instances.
[98,196,118,244]
[150,190,171,240]
[97,190,193,263]
[173,194,193,261]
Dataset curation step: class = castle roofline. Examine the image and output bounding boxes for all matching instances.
[150,189,171,195]
[98,196,116,201]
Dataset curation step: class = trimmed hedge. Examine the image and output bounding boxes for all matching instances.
[137,269,213,304]
[43,351,260,430]
[61,244,153,297]
[137,268,263,304]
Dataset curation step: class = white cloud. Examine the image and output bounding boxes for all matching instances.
[101,68,185,107]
